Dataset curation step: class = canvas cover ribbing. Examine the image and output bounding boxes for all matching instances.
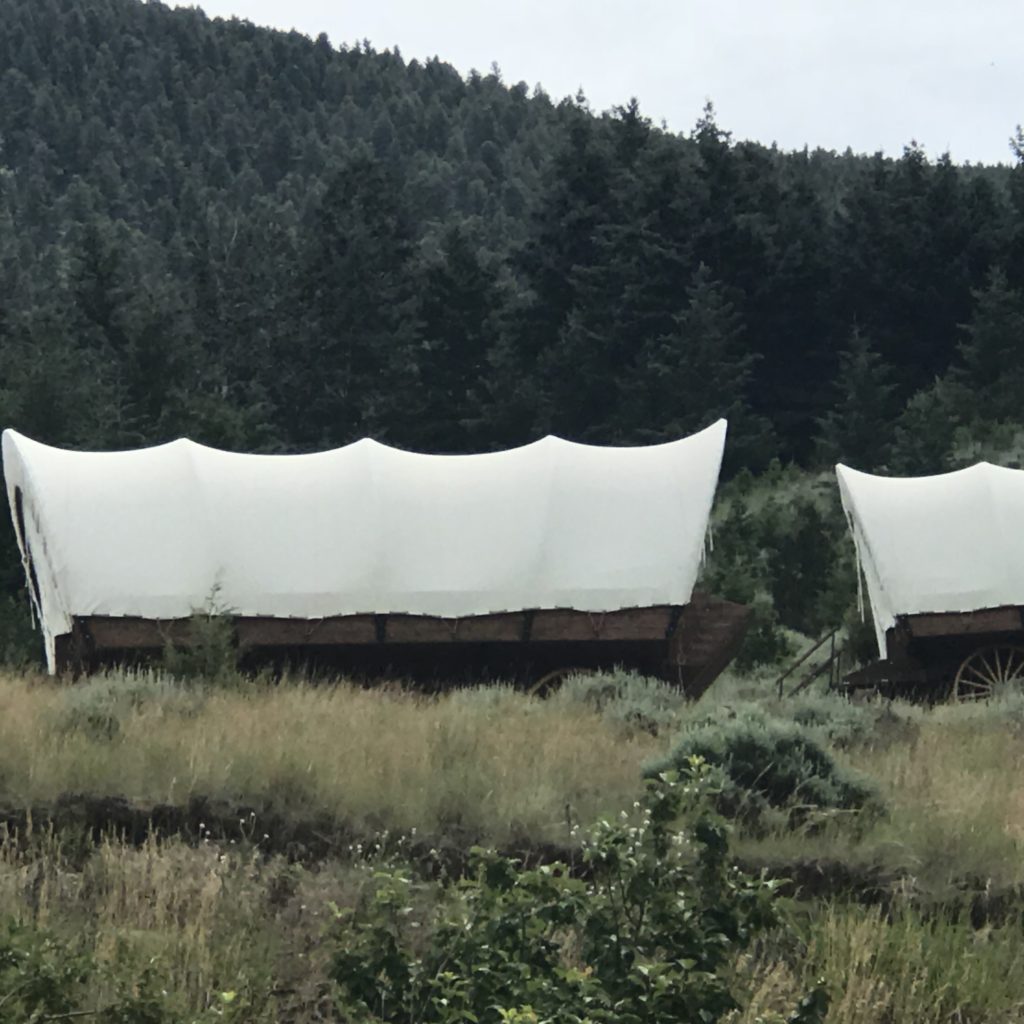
[837,461,1024,657]
[3,420,727,673]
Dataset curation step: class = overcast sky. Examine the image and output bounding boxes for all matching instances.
[171,0,1023,166]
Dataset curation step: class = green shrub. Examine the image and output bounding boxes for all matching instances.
[0,921,91,1019]
[162,612,241,686]
[53,670,207,741]
[553,669,689,735]
[735,594,795,671]
[0,594,40,668]
[446,683,520,710]
[703,472,860,669]
[842,606,882,669]
[931,689,1024,731]
[788,692,876,746]
[788,691,920,750]
[0,920,194,1022]
[330,772,828,1024]
[648,706,880,829]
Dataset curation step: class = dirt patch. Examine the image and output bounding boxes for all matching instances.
[0,793,578,876]
[2,796,1022,923]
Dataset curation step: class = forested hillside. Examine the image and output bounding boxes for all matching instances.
[1,0,1023,657]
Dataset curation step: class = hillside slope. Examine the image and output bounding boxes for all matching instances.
[1,0,1023,655]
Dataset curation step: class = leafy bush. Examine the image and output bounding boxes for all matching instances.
[330,771,828,1024]
[553,669,689,735]
[0,594,39,668]
[703,478,856,669]
[53,670,207,741]
[842,605,881,669]
[0,921,91,1019]
[788,691,920,750]
[735,594,795,671]
[787,692,876,746]
[0,920,223,1022]
[156,582,245,686]
[648,706,880,829]
[162,611,241,686]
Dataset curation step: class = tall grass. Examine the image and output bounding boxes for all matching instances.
[735,903,1024,1024]
[696,690,1024,894]
[0,824,365,1019]
[0,672,663,846]
[845,701,1024,892]
[5,670,1024,1020]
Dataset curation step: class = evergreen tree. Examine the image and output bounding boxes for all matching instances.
[281,150,422,447]
[514,105,616,364]
[1008,125,1024,286]
[889,378,963,474]
[0,0,1020,634]
[623,264,771,467]
[414,224,504,451]
[815,328,898,470]
[953,267,1024,422]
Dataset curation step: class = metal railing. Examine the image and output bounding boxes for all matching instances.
[773,627,843,699]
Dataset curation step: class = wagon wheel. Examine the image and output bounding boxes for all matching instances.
[951,645,1024,701]
[525,667,577,698]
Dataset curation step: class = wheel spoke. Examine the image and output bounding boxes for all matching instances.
[972,659,999,686]
[955,646,1024,701]
[958,684,991,699]
[1006,650,1024,682]
[960,678,991,691]
[981,654,1002,685]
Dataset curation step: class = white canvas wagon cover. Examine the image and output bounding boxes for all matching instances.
[837,461,1024,657]
[3,420,727,673]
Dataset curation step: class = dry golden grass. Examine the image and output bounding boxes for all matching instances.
[844,707,1024,889]
[0,672,663,846]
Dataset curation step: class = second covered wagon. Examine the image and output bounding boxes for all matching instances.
[839,460,1024,700]
[2,420,749,695]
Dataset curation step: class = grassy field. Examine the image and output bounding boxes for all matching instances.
[0,671,662,847]
[3,667,1024,1020]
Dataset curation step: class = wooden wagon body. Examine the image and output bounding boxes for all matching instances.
[57,592,751,698]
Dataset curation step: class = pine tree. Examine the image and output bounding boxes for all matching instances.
[282,150,422,447]
[890,378,963,474]
[623,264,771,466]
[415,224,504,451]
[514,107,616,360]
[499,107,620,441]
[954,267,1024,422]
[1009,126,1024,285]
[815,327,898,470]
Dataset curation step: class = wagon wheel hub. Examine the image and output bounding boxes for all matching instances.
[952,644,1024,701]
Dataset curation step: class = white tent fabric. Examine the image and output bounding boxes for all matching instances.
[837,461,1024,658]
[3,420,728,673]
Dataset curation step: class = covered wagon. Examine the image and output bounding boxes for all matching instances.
[838,460,1024,700]
[2,420,749,694]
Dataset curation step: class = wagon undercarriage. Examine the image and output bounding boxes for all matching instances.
[57,591,751,700]
[844,606,1024,701]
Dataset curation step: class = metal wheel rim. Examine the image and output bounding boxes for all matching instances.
[526,667,575,698]
[952,645,1024,701]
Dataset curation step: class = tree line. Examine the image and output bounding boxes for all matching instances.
[1,0,1023,653]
